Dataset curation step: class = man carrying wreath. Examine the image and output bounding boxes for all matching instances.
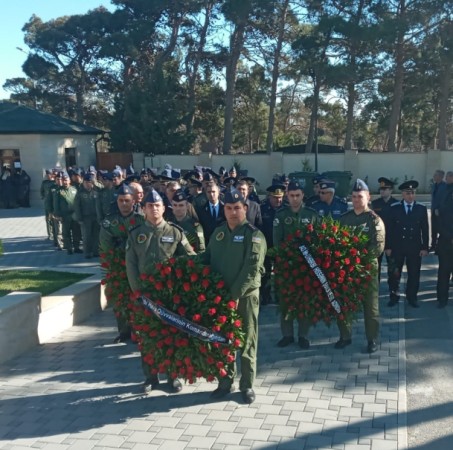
[336,179,385,354]
[126,189,196,394]
[199,189,267,404]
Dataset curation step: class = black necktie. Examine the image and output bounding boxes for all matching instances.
[407,204,412,215]
[212,205,217,219]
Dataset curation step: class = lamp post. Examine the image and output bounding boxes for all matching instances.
[308,68,319,172]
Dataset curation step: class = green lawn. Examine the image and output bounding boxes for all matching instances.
[0,270,92,297]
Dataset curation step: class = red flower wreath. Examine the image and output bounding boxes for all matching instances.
[129,256,245,384]
[270,218,376,325]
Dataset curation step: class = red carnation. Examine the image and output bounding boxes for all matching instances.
[198,294,206,302]
[202,266,210,276]
[177,306,186,315]
[233,319,242,328]
[173,295,181,304]
[182,282,191,292]
[175,268,183,278]
[208,308,216,316]
[216,280,225,289]
[227,300,237,309]
[187,259,195,268]
[201,279,210,289]
[190,273,199,282]
[213,296,222,304]
[217,315,227,324]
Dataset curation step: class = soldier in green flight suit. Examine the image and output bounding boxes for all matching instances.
[96,172,116,223]
[40,169,55,240]
[53,171,82,254]
[99,183,145,343]
[199,189,267,405]
[336,178,385,354]
[74,173,100,258]
[46,172,64,250]
[170,189,205,253]
[126,189,196,394]
[273,180,318,350]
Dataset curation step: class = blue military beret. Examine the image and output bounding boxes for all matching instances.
[83,173,93,181]
[73,168,83,176]
[287,180,303,191]
[312,175,324,185]
[117,183,134,196]
[352,178,369,192]
[112,169,123,178]
[203,172,214,182]
[61,171,70,179]
[145,188,164,204]
[319,179,335,190]
[224,189,245,204]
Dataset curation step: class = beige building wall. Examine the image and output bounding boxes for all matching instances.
[0,133,97,206]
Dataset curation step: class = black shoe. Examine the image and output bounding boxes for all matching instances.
[298,337,310,349]
[74,248,83,254]
[142,377,159,394]
[241,388,256,404]
[334,338,352,349]
[408,301,420,308]
[210,385,235,399]
[168,378,183,393]
[387,298,398,307]
[113,333,130,343]
[367,340,378,353]
[277,336,294,347]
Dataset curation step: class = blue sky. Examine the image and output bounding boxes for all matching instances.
[0,0,114,99]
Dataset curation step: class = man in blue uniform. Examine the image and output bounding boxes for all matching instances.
[311,179,348,219]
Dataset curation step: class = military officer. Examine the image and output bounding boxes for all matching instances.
[40,169,55,240]
[371,177,399,282]
[199,189,267,404]
[53,171,82,255]
[304,175,323,207]
[260,184,285,305]
[96,172,115,223]
[99,183,145,343]
[436,187,453,308]
[126,189,196,394]
[311,179,348,219]
[336,179,385,354]
[385,180,429,308]
[74,173,100,258]
[169,189,205,252]
[46,171,64,250]
[273,180,318,349]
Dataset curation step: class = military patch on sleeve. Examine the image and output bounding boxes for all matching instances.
[284,216,293,225]
[216,231,224,241]
[252,236,262,244]
[137,233,147,244]
[273,218,280,227]
[102,219,110,228]
[111,219,119,226]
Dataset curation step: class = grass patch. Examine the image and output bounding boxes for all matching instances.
[0,270,91,297]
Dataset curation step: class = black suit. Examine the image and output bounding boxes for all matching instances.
[437,192,453,306]
[198,202,225,244]
[386,201,429,305]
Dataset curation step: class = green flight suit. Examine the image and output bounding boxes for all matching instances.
[99,211,145,337]
[173,215,206,253]
[126,219,196,379]
[46,184,63,249]
[200,219,267,391]
[338,208,385,341]
[273,205,318,340]
[96,187,115,223]
[53,185,81,252]
[74,186,100,257]
[41,179,55,239]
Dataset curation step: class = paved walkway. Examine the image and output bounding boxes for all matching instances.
[0,207,451,449]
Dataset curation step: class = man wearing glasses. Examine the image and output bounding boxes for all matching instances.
[311,180,348,220]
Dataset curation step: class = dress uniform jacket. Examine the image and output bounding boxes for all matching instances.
[126,220,195,292]
[386,201,429,254]
[311,197,348,220]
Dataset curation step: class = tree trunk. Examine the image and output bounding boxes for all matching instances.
[438,59,451,150]
[223,22,247,154]
[386,0,406,152]
[344,81,355,150]
[265,0,290,153]
[306,76,320,154]
[185,1,213,136]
